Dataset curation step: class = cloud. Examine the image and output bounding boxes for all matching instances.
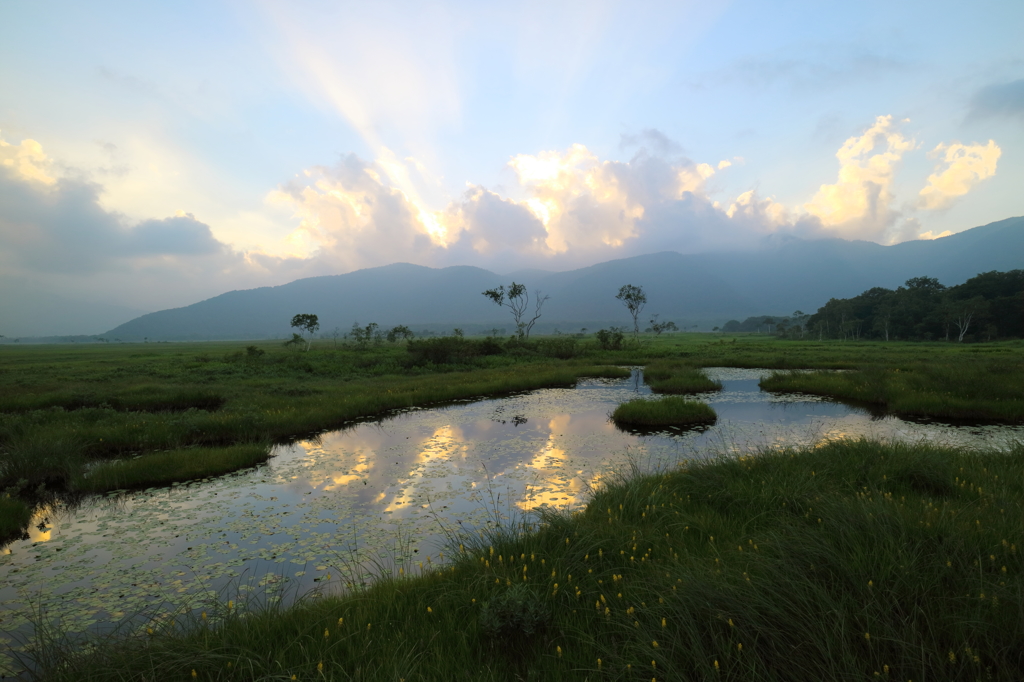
[268,135,784,273]
[266,154,446,271]
[0,132,311,312]
[917,140,1001,210]
[969,78,1024,120]
[695,47,906,93]
[802,115,914,241]
[0,163,228,274]
[620,129,684,156]
[917,230,953,240]
[0,133,55,185]
[449,187,548,256]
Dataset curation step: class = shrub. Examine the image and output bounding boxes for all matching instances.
[406,337,504,365]
[595,327,625,350]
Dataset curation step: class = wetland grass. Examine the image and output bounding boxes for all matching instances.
[642,359,722,394]
[0,495,30,540]
[70,443,272,493]
[761,360,1024,422]
[612,396,717,429]
[32,439,1024,681]
[2,335,1022,543]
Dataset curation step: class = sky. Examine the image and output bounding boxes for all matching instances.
[1,0,1023,324]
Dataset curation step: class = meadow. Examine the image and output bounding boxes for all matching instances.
[2,334,1022,544]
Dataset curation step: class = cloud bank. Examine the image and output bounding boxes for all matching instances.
[0,116,1003,324]
[269,116,1000,270]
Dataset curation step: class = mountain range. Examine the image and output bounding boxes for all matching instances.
[91,216,1024,341]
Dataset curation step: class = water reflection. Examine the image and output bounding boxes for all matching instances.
[2,367,1023,674]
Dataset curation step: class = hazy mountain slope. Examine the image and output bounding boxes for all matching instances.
[103,217,1024,340]
[0,280,148,338]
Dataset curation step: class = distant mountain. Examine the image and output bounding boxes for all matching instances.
[103,216,1024,341]
[0,280,148,338]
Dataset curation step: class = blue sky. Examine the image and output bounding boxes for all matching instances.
[1,0,1022,317]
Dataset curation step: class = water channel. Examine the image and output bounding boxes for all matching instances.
[2,367,1022,673]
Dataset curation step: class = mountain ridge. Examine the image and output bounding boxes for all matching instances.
[98,216,1024,341]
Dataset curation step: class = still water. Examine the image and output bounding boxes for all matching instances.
[1,368,1022,672]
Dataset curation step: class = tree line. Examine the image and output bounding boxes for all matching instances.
[284,281,683,353]
[802,270,1023,342]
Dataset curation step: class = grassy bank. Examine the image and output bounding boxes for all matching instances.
[70,444,273,493]
[642,360,722,394]
[612,396,717,429]
[0,351,627,491]
[761,362,1024,422]
[32,438,1024,681]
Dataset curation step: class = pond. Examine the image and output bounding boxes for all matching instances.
[2,367,1022,674]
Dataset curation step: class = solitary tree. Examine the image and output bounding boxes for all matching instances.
[386,325,415,343]
[290,313,320,351]
[645,314,678,335]
[482,282,549,340]
[616,284,647,340]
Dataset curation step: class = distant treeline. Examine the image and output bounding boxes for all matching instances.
[719,315,807,334]
[802,270,1024,342]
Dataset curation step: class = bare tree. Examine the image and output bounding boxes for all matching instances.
[950,296,987,342]
[482,282,549,340]
[616,284,647,340]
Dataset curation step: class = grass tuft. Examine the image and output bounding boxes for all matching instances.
[643,360,723,394]
[612,396,717,429]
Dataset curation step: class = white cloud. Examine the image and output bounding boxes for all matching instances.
[917,229,953,240]
[0,133,55,185]
[917,140,1001,210]
[802,115,914,241]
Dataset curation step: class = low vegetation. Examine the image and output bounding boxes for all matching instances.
[70,444,272,493]
[2,334,1023,545]
[0,494,31,541]
[32,439,1024,681]
[642,360,722,394]
[762,361,1024,422]
[612,396,717,429]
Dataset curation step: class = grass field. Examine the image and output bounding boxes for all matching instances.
[30,438,1024,682]
[2,334,1022,546]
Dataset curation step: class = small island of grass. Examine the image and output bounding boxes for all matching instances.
[643,360,723,394]
[611,395,717,428]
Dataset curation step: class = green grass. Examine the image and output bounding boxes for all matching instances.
[612,396,718,428]
[0,494,31,541]
[2,335,1022,543]
[70,444,272,493]
[31,439,1024,681]
[643,360,723,394]
[761,362,1024,422]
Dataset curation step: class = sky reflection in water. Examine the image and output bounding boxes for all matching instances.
[2,368,1023,672]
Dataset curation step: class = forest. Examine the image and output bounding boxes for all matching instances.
[723,270,1024,342]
